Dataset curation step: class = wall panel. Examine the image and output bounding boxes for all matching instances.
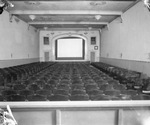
[1,101,150,125]
[0,11,39,68]
[100,57,150,76]
[101,1,150,76]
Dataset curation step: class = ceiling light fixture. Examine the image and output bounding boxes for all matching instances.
[95,15,101,20]
[29,15,36,21]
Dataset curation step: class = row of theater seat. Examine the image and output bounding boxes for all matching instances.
[91,62,141,82]
[91,62,150,94]
[1,62,150,101]
[0,62,56,85]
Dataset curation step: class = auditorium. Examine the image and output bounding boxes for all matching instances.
[0,0,150,125]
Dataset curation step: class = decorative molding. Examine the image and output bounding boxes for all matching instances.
[100,57,150,63]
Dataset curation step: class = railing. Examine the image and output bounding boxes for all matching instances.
[1,101,150,125]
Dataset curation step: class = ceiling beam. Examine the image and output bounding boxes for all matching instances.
[28,22,108,25]
[10,10,122,15]
[39,28,102,31]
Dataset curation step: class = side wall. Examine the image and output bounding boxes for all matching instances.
[0,11,39,68]
[40,30,100,62]
[101,1,150,76]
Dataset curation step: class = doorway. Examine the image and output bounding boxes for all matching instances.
[44,52,49,62]
[90,52,95,62]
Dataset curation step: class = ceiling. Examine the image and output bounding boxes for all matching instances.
[7,0,139,31]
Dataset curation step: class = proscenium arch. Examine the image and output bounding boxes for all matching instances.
[51,34,88,61]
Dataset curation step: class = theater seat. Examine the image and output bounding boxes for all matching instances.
[36,89,52,97]
[22,80,31,86]
[104,90,121,96]
[113,84,126,90]
[59,80,70,85]
[47,80,58,87]
[28,84,41,92]
[132,94,150,100]
[92,94,111,101]
[35,80,46,88]
[84,82,98,87]
[13,84,26,91]
[48,94,69,101]
[19,89,34,98]
[71,85,85,90]
[54,89,70,96]
[96,80,108,85]
[88,89,103,95]
[99,84,114,91]
[107,80,119,85]
[2,90,17,97]
[57,85,70,91]
[43,84,53,90]
[118,94,132,100]
[71,90,86,95]
[70,94,89,101]
[85,85,99,92]
[27,94,47,101]
[6,94,26,101]
[0,95,4,101]
[71,80,83,84]
[121,90,138,96]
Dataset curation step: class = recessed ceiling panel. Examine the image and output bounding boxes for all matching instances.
[7,0,137,30]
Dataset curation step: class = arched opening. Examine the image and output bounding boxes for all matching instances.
[55,37,85,60]
[52,34,88,61]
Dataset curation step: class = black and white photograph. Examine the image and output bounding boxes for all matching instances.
[1,0,150,125]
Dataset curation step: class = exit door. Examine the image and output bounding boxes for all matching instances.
[44,52,49,62]
[90,52,95,62]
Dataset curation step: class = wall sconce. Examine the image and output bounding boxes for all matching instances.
[94,46,98,50]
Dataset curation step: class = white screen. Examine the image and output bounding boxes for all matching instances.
[57,38,83,58]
